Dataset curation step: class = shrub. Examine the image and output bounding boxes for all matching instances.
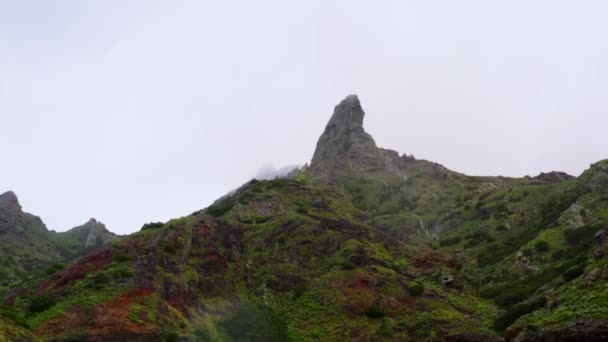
[522,248,534,257]
[193,329,213,341]
[88,272,112,289]
[377,319,393,337]
[162,332,179,342]
[439,236,462,247]
[494,297,546,331]
[218,302,287,341]
[46,263,64,275]
[538,193,577,229]
[30,295,56,314]
[477,227,540,268]
[365,304,385,318]
[206,197,236,217]
[113,251,132,263]
[534,241,550,253]
[564,224,602,251]
[496,224,509,231]
[491,265,564,307]
[108,265,134,278]
[465,230,494,249]
[563,264,586,281]
[408,282,424,297]
[551,249,566,261]
[341,261,356,270]
[141,222,164,231]
[268,178,286,188]
[0,305,29,328]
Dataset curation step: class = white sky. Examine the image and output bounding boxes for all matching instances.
[1,1,607,234]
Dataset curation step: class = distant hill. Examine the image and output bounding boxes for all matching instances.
[0,191,120,294]
[1,96,607,341]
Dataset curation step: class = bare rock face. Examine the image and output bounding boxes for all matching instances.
[531,171,574,185]
[0,190,48,236]
[310,95,389,177]
[67,218,120,250]
[586,160,608,190]
[0,191,62,283]
[0,191,21,211]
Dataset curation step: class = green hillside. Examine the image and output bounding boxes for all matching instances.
[1,95,606,341]
[0,192,121,296]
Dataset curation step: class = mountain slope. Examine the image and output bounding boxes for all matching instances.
[0,192,121,295]
[2,178,497,341]
[2,95,607,341]
[51,218,121,260]
[0,191,65,291]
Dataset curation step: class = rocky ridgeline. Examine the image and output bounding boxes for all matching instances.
[309,95,445,181]
[0,191,120,288]
[1,95,607,341]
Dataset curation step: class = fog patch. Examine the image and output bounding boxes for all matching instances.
[255,163,300,180]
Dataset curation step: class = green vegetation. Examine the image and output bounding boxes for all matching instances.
[46,263,64,275]
[534,240,550,253]
[1,107,606,341]
[218,302,288,341]
[408,282,425,297]
[141,222,164,230]
[494,297,547,331]
[0,305,29,328]
[206,197,236,217]
[365,304,386,318]
[29,295,56,314]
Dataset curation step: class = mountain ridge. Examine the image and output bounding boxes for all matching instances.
[0,191,121,295]
[1,95,607,341]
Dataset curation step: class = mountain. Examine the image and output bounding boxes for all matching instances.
[0,191,65,291]
[1,95,607,341]
[51,218,121,260]
[0,192,121,295]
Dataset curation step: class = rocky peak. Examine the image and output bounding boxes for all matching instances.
[310,95,383,176]
[531,171,574,185]
[325,94,365,131]
[0,191,21,211]
[73,219,118,249]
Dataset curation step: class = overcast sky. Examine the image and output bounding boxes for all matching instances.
[1,1,607,234]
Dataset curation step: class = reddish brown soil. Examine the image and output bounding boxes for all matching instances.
[413,250,461,270]
[39,248,114,293]
[36,308,88,337]
[334,273,378,314]
[90,288,156,335]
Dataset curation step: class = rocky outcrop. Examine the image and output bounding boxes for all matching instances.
[531,171,574,185]
[79,218,120,249]
[0,191,120,285]
[0,191,61,284]
[309,95,419,180]
[0,191,21,212]
[53,218,121,258]
[310,95,381,176]
[1,96,608,341]
[0,191,48,235]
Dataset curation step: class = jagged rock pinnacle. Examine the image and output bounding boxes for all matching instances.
[325,94,365,131]
[0,191,21,211]
[310,95,382,177]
